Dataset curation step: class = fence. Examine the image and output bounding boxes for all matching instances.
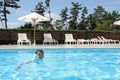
[0,29,120,44]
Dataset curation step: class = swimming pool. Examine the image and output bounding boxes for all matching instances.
[0,48,120,80]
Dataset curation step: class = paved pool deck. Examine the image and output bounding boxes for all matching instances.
[0,44,120,49]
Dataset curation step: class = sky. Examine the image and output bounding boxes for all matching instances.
[1,0,120,28]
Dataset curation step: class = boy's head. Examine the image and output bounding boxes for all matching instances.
[35,49,44,59]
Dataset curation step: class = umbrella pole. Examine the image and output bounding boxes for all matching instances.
[33,21,36,45]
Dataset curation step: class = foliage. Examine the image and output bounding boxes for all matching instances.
[59,7,69,30]
[0,0,20,28]
[1,1,120,31]
[78,6,88,30]
[34,2,46,16]
[85,6,120,31]
[45,0,52,21]
[86,14,96,30]
[18,23,33,30]
[69,2,82,30]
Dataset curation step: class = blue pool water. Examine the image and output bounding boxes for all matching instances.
[0,48,120,80]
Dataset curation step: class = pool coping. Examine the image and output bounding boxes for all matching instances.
[0,44,120,49]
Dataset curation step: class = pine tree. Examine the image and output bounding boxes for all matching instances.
[0,0,20,28]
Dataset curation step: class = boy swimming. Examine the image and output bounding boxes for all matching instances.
[15,49,44,70]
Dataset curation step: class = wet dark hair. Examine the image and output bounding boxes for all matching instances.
[35,49,44,59]
[35,49,44,54]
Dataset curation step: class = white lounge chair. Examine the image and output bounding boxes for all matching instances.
[17,33,31,45]
[100,36,120,44]
[96,36,107,44]
[65,34,77,44]
[77,39,85,44]
[89,37,104,44]
[43,33,58,44]
[77,39,94,44]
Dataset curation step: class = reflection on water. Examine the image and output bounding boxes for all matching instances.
[0,48,120,80]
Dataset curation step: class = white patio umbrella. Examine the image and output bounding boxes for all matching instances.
[18,12,49,45]
[113,20,120,25]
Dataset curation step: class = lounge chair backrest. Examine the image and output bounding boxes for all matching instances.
[44,33,53,41]
[65,34,74,41]
[100,36,106,40]
[97,36,102,40]
[18,33,28,40]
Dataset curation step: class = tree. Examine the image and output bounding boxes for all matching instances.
[93,6,106,24]
[18,23,33,30]
[0,0,20,28]
[78,6,88,30]
[69,2,82,30]
[59,7,68,30]
[86,14,96,30]
[34,2,45,16]
[45,0,52,21]
[81,7,88,20]
[93,6,120,31]
[102,11,120,31]
[44,0,54,30]
[94,20,113,31]
[111,11,120,21]
[34,2,48,30]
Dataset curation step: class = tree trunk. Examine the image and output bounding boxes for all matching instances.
[4,1,7,29]
[4,13,7,29]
